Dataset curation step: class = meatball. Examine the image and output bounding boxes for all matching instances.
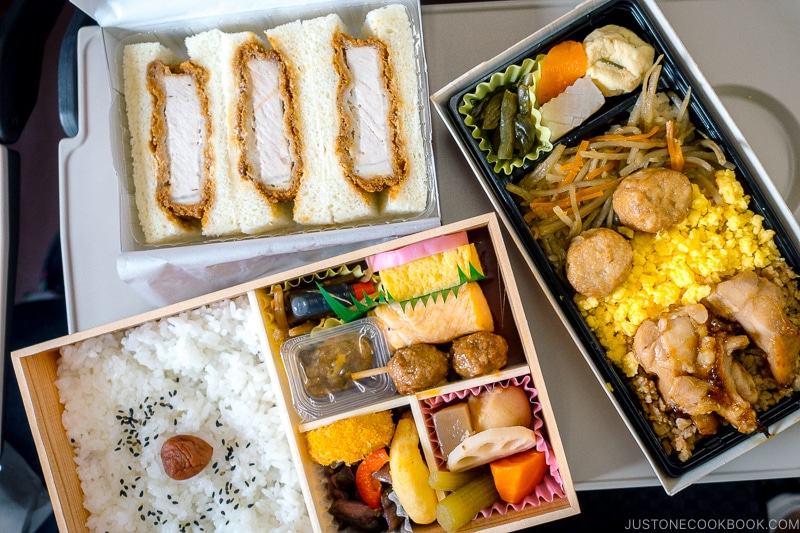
[565,227,633,298]
[450,331,508,378]
[387,344,449,395]
[612,167,692,233]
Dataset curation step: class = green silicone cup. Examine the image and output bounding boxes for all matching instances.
[459,55,553,176]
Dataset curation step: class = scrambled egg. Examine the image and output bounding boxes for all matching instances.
[576,169,780,376]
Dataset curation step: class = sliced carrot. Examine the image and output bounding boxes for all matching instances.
[528,190,603,215]
[557,140,590,186]
[591,125,661,143]
[666,120,685,172]
[537,40,588,105]
[490,448,548,504]
[585,160,618,180]
[528,179,619,217]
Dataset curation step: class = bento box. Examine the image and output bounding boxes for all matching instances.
[431,0,800,494]
[67,0,439,306]
[12,213,579,533]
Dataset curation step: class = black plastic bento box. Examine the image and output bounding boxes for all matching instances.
[432,0,800,493]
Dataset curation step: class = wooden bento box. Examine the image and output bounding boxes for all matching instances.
[12,213,579,533]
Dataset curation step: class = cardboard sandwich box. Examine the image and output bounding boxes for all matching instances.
[13,213,579,532]
[64,0,440,308]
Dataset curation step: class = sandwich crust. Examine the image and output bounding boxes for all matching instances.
[233,41,303,204]
[267,13,378,226]
[147,59,214,224]
[363,4,429,216]
[333,32,407,193]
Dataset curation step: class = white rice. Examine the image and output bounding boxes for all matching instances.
[55,296,311,533]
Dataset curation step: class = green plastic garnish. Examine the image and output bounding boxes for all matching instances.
[317,262,488,323]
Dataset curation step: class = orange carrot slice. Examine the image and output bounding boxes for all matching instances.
[666,120,685,172]
[537,40,588,105]
[490,448,548,504]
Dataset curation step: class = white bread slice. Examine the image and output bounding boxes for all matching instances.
[363,5,429,217]
[267,14,378,225]
[186,29,293,236]
[123,42,193,244]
